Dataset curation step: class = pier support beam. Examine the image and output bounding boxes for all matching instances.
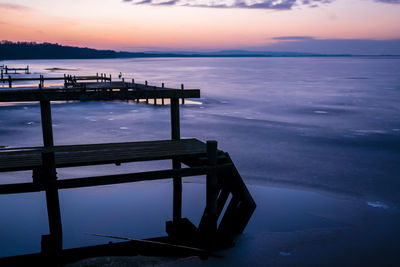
[39,100,63,255]
[205,141,218,234]
[171,96,182,222]
[181,84,185,105]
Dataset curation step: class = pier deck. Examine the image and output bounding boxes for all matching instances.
[0,139,207,173]
[0,86,199,101]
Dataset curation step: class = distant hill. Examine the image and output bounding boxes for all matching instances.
[0,41,185,60]
[0,41,352,60]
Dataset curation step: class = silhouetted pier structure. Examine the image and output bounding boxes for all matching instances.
[0,65,30,76]
[1,74,188,105]
[0,73,111,88]
[0,85,256,265]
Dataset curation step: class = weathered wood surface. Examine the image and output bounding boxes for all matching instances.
[0,139,207,172]
[0,87,200,102]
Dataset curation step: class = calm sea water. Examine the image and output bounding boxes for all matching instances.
[1,57,400,263]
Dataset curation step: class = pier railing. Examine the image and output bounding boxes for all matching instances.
[0,73,111,87]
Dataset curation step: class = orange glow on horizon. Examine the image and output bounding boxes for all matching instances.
[1,0,400,52]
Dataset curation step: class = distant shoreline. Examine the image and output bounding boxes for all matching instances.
[1,41,399,60]
[3,55,400,61]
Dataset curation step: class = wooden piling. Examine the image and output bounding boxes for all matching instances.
[40,101,54,147]
[39,100,63,254]
[171,96,182,222]
[40,75,44,87]
[162,83,165,105]
[181,84,185,105]
[171,96,180,140]
[8,75,11,88]
[206,140,218,233]
[154,86,157,106]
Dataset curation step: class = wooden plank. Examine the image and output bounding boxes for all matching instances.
[0,139,207,172]
[0,164,233,194]
[0,88,200,102]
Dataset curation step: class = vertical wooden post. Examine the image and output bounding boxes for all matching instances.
[109,74,112,81]
[206,140,218,233]
[171,96,180,140]
[161,83,165,105]
[181,84,185,105]
[171,96,182,222]
[153,86,157,106]
[145,81,149,103]
[1,68,3,80]
[39,100,63,254]
[40,100,54,147]
[8,75,11,88]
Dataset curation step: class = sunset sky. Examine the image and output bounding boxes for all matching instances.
[1,0,400,54]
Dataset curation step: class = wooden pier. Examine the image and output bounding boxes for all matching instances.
[0,73,111,88]
[0,83,255,265]
[1,74,188,105]
[0,65,30,77]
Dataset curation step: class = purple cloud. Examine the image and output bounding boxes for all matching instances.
[273,36,316,41]
[375,0,400,3]
[122,0,400,8]
[266,37,400,55]
[122,0,333,9]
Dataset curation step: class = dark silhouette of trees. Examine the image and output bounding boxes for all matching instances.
[0,41,117,59]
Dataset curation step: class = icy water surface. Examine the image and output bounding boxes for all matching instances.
[1,57,400,263]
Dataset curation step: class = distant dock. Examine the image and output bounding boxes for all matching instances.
[0,73,189,105]
[0,65,30,78]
